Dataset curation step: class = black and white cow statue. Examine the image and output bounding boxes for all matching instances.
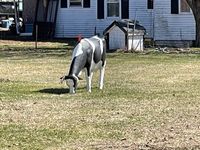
[60,35,106,94]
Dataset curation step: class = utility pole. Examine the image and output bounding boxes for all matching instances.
[13,0,20,34]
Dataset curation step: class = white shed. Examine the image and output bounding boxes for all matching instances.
[103,20,145,51]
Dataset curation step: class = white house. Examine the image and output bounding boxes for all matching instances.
[36,0,196,46]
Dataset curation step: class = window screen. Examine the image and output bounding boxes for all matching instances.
[180,0,190,12]
[107,0,119,17]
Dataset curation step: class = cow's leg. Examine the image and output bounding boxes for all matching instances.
[99,61,106,90]
[85,69,93,92]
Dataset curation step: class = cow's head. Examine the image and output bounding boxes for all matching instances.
[60,75,78,94]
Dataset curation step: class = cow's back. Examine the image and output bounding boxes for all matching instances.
[89,36,106,65]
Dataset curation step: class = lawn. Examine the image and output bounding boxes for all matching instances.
[0,40,200,149]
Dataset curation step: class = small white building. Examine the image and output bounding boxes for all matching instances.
[103,20,145,51]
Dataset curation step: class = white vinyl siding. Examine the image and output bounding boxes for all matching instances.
[154,0,195,41]
[55,0,196,42]
[56,0,96,37]
[129,0,154,38]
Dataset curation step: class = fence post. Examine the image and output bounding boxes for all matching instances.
[35,25,38,49]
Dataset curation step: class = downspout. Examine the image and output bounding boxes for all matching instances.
[131,9,137,51]
[126,21,129,51]
[152,0,155,46]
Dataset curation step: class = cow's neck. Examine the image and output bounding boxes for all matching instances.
[68,55,86,78]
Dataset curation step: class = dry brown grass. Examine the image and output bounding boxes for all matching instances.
[0,40,200,149]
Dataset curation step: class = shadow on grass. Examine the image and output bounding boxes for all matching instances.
[38,88,69,95]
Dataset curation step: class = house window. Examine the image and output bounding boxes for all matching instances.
[147,0,153,9]
[69,0,82,7]
[180,0,190,13]
[18,0,23,11]
[61,0,90,8]
[107,0,120,17]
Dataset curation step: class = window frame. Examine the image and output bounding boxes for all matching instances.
[106,0,121,18]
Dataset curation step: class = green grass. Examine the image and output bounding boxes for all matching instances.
[1,40,200,149]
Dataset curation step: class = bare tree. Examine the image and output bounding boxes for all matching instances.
[186,0,200,46]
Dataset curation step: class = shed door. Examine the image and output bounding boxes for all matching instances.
[109,27,126,50]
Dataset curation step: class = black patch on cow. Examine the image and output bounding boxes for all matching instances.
[93,42,102,64]
[69,56,86,77]
[101,39,107,66]
[68,58,76,75]
[87,38,102,64]
[93,47,101,64]
[85,47,93,76]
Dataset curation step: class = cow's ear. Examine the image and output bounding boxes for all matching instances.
[78,76,83,80]
[60,75,68,80]
[60,76,65,80]
[60,75,67,83]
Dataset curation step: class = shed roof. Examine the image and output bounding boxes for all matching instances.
[103,19,146,35]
